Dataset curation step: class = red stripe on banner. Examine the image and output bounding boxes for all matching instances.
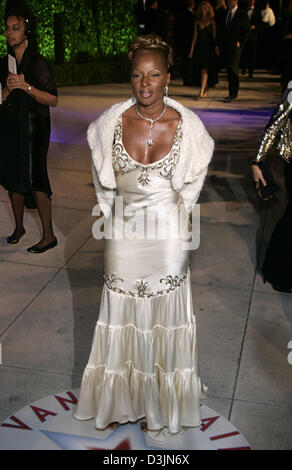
[210,431,240,441]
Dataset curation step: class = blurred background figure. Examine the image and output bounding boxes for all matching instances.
[189,1,219,97]
[174,0,196,85]
[218,0,250,102]
[160,5,176,48]
[278,0,292,90]
[241,0,261,78]
[144,0,162,35]
[260,1,276,26]
[135,0,148,34]
[214,0,227,71]
[258,1,276,67]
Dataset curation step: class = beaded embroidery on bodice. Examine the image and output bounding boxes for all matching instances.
[112,116,183,185]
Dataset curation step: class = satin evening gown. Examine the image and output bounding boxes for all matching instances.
[73,116,207,440]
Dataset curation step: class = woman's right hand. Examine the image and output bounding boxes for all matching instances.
[251,164,267,186]
[1,86,10,101]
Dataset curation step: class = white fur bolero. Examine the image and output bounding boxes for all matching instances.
[87,97,214,216]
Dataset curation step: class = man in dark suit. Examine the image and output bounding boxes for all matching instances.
[135,0,148,34]
[174,0,196,85]
[219,0,250,101]
[241,0,262,78]
[144,0,162,36]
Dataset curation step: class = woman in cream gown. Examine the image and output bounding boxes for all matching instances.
[73,35,214,441]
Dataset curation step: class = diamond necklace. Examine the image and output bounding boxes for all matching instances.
[135,104,166,146]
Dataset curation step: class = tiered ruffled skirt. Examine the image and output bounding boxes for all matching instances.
[73,268,206,440]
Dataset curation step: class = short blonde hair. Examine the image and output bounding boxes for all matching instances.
[128,34,173,70]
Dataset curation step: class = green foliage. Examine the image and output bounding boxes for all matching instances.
[0,0,6,55]
[96,0,138,57]
[0,0,138,62]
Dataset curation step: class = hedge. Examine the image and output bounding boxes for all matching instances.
[52,56,131,86]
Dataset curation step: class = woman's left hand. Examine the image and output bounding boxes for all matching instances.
[251,164,267,186]
[6,73,28,91]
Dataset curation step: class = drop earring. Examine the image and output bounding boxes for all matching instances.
[131,89,137,104]
[165,85,168,104]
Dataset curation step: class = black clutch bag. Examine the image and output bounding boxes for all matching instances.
[255,161,280,201]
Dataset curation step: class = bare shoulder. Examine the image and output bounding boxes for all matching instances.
[122,106,140,127]
[165,106,181,123]
[122,105,136,119]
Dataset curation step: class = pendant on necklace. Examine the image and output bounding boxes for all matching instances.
[147,138,154,146]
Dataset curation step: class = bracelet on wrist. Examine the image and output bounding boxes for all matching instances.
[27,84,32,93]
[248,158,260,166]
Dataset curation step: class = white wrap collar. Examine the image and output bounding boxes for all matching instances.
[87,97,214,216]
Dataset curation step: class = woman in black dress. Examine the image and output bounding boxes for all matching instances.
[188,1,219,98]
[0,8,58,253]
[251,83,292,293]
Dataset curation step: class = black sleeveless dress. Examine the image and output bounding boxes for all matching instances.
[191,23,218,88]
[0,43,57,208]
